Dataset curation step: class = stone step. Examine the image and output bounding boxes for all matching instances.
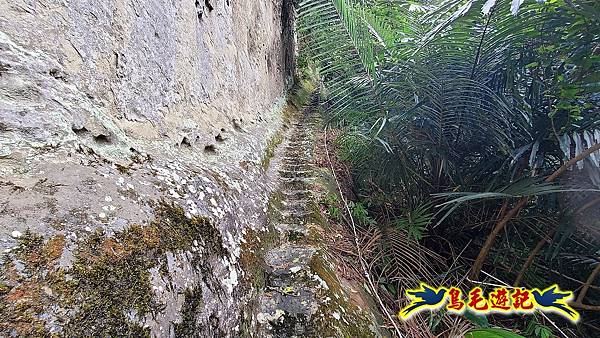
[257,291,319,337]
[282,166,312,173]
[282,156,311,162]
[287,143,311,148]
[284,147,312,153]
[274,223,309,241]
[288,135,311,141]
[280,176,314,182]
[289,129,311,134]
[288,134,311,140]
[279,179,314,191]
[289,131,311,135]
[283,150,311,157]
[281,190,312,199]
[279,168,312,173]
[290,129,314,135]
[263,245,315,282]
[282,165,311,171]
[282,160,312,167]
[284,153,312,160]
[257,245,328,337]
[281,180,311,192]
[279,170,312,179]
[281,199,310,209]
[285,141,311,147]
[280,209,313,220]
[282,161,312,168]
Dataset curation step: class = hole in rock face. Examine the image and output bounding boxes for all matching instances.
[180,137,192,147]
[195,0,203,20]
[72,126,89,135]
[93,134,112,145]
[205,0,214,11]
[232,119,243,131]
[204,144,216,153]
[209,314,220,332]
[49,68,66,80]
[215,134,225,142]
[0,62,10,75]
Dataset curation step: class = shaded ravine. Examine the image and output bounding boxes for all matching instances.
[252,97,386,337]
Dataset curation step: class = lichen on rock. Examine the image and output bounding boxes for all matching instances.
[0,202,229,337]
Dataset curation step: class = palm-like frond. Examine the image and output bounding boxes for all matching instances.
[392,203,433,241]
[298,0,600,334]
[298,0,385,121]
[432,177,599,226]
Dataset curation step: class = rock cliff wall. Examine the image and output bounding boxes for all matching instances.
[0,0,292,155]
[0,0,296,336]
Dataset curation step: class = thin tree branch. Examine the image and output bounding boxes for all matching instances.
[576,263,600,304]
[513,233,553,287]
[470,143,600,279]
[514,196,600,286]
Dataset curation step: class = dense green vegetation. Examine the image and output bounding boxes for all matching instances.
[297,0,600,336]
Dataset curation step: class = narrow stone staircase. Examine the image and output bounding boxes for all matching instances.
[255,100,323,337]
[251,97,386,338]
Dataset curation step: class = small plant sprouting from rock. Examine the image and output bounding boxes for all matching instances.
[321,193,343,221]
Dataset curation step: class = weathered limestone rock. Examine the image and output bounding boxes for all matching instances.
[0,0,293,155]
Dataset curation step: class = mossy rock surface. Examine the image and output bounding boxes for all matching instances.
[0,202,227,337]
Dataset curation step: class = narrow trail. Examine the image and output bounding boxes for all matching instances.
[252,97,386,338]
[255,98,323,337]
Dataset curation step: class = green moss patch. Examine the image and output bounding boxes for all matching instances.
[309,254,383,337]
[261,130,284,170]
[174,286,205,336]
[238,191,284,291]
[0,201,227,337]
